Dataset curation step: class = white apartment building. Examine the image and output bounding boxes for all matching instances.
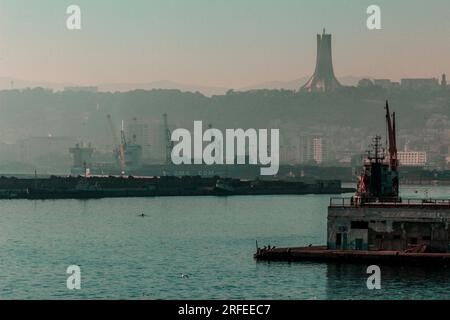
[397,151,427,166]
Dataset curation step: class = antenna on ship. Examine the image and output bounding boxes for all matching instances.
[367,135,384,164]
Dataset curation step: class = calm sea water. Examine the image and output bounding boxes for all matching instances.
[0,184,449,300]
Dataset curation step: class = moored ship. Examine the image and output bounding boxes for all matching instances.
[255,102,450,264]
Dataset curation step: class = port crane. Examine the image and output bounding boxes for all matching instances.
[107,114,126,173]
[385,101,398,171]
[163,113,174,165]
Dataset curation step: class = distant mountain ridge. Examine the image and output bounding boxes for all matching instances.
[0,76,367,96]
[98,80,228,96]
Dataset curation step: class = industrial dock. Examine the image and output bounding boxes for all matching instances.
[256,102,450,264]
[254,246,450,265]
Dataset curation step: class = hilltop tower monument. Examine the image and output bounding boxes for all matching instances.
[301,29,341,92]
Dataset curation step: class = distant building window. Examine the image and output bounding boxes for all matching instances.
[393,235,401,240]
[410,238,418,245]
[397,151,427,167]
[422,236,431,241]
[336,233,342,246]
[375,234,383,240]
[351,221,368,229]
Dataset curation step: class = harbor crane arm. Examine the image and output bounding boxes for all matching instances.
[385,101,398,171]
[107,114,126,172]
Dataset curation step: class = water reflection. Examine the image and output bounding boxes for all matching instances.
[325,263,450,300]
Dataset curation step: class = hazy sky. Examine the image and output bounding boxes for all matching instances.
[0,0,449,88]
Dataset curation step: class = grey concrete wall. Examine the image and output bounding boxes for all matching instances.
[327,206,450,252]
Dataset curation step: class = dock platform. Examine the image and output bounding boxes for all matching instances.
[254,246,450,265]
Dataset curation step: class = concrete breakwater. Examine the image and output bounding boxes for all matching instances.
[0,175,353,200]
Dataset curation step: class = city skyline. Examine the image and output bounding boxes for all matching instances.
[0,0,449,89]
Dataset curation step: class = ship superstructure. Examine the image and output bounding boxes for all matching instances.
[328,102,450,253]
[354,102,399,204]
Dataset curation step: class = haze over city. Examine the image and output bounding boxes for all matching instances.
[1,0,450,304]
[0,0,449,91]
